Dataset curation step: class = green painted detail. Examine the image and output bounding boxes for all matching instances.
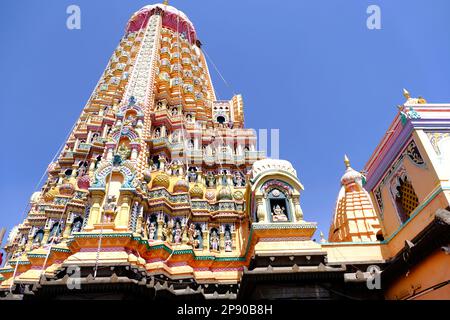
[173,249,194,255]
[27,254,47,258]
[195,256,215,261]
[51,248,71,253]
[0,269,14,274]
[216,257,246,262]
[9,261,31,266]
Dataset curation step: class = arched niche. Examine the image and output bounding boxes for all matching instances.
[71,216,83,234]
[109,172,125,198]
[33,229,44,245]
[250,169,304,224]
[265,187,291,222]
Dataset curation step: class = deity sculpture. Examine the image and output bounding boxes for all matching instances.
[77,162,88,177]
[140,224,146,238]
[103,195,117,223]
[48,223,62,244]
[210,229,219,251]
[224,230,232,252]
[117,144,131,160]
[173,221,182,244]
[187,223,196,245]
[187,167,198,182]
[169,160,183,176]
[271,204,288,222]
[170,131,179,143]
[206,172,216,188]
[19,234,28,247]
[32,230,44,248]
[233,171,245,187]
[71,219,82,234]
[193,227,202,249]
[158,155,167,171]
[103,195,117,212]
[154,127,161,138]
[124,115,135,126]
[221,170,228,186]
[162,220,173,242]
[148,221,157,240]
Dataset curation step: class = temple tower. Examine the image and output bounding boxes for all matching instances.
[0,2,267,297]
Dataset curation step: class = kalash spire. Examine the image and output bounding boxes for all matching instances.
[0,3,318,299]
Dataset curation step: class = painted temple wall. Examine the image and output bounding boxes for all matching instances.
[385,191,448,256]
[322,243,386,264]
[369,130,449,257]
[385,249,450,300]
[417,129,450,182]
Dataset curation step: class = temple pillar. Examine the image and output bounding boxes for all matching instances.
[115,191,133,230]
[157,219,163,241]
[87,131,93,144]
[256,197,266,223]
[293,196,304,222]
[202,231,208,250]
[102,125,109,138]
[89,157,97,172]
[63,215,73,237]
[42,229,51,244]
[219,230,225,251]
[182,223,189,244]
[85,190,104,228]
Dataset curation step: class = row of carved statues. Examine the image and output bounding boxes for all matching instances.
[141,217,233,252]
[149,156,247,186]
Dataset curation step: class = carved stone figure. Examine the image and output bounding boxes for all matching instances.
[233,171,245,187]
[221,170,228,186]
[158,155,167,171]
[103,195,117,223]
[188,167,198,182]
[206,172,216,188]
[48,223,62,244]
[162,220,173,242]
[117,144,131,160]
[173,221,182,244]
[103,195,117,212]
[154,127,161,138]
[210,229,219,251]
[224,230,232,252]
[148,221,156,240]
[187,223,196,245]
[272,204,288,222]
[71,219,82,234]
[169,160,182,176]
[193,227,202,249]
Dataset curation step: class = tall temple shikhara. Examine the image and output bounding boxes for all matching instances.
[1,3,449,300]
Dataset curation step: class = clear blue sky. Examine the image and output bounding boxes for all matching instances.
[1,0,450,244]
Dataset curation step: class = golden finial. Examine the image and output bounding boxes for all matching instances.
[403,88,411,100]
[163,0,169,5]
[417,96,427,104]
[344,154,351,168]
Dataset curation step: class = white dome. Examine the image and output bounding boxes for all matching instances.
[135,4,195,30]
[251,159,297,179]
